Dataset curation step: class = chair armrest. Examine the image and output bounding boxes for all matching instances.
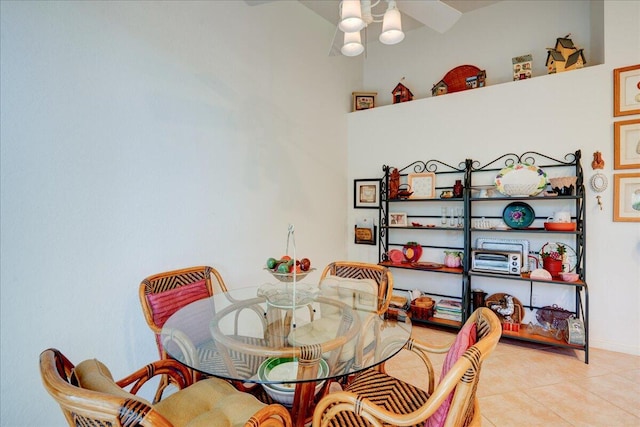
[116,359,193,396]
[249,404,293,427]
[374,337,438,395]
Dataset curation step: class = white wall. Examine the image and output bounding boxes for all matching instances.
[348,1,640,355]
[0,1,360,425]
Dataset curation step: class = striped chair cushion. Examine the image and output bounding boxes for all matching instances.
[147,279,209,327]
[325,368,430,427]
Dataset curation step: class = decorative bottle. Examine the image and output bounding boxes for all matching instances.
[453,180,463,198]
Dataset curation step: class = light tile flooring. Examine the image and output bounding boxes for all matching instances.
[384,325,640,426]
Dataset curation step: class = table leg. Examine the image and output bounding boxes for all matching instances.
[291,345,322,427]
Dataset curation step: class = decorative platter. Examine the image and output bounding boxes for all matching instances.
[388,249,405,264]
[495,163,547,197]
[539,242,578,273]
[411,262,444,270]
[502,202,535,229]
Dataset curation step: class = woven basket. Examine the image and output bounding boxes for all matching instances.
[410,296,434,320]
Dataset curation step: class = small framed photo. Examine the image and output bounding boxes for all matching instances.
[352,92,377,112]
[614,118,640,169]
[613,172,640,222]
[354,179,380,209]
[613,64,640,117]
[408,172,436,199]
[389,212,407,227]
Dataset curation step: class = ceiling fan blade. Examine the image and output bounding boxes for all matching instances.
[243,0,278,5]
[397,0,462,34]
[328,25,342,56]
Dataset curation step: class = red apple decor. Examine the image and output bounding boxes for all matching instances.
[402,242,423,263]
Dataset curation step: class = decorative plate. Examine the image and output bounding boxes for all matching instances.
[539,242,578,273]
[502,202,535,229]
[411,262,444,270]
[388,249,405,264]
[495,163,547,197]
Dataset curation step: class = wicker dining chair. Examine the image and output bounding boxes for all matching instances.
[139,266,227,401]
[311,307,502,427]
[320,261,394,315]
[288,261,394,375]
[40,348,292,427]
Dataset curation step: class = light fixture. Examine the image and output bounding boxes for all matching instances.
[379,0,404,45]
[341,31,365,56]
[339,0,366,33]
[338,0,405,57]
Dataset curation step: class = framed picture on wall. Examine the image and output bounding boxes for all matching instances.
[613,172,640,222]
[354,179,380,209]
[614,118,640,169]
[613,64,640,117]
[352,92,377,112]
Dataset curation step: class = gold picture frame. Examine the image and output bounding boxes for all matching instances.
[408,172,436,199]
[613,172,640,222]
[614,118,640,169]
[352,92,377,112]
[613,64,640,117]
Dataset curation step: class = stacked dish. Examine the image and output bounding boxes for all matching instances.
[257,357,328,406]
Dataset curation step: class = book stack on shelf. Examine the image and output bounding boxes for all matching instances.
[433,299,462,322]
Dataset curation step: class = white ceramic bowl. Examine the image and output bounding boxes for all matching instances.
[258,357,328,406]
[502,183,539,197]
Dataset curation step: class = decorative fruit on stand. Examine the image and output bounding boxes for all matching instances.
[265,256,314,282]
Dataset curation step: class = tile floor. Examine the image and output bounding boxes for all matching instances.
[384,325,640,426]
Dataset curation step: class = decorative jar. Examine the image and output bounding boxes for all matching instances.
[453,179,464,198]
[402,242,423,263]
[444,250,462,268]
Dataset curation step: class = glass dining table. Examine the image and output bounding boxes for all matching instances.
[161,282,412,427]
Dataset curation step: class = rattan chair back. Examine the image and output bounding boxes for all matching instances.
[312,307,502,427]
[320,261,394,314]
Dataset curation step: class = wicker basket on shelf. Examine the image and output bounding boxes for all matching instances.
[410,296,434,321]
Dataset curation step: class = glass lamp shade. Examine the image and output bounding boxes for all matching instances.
[339,0,366,33]
[341,31,364,56]
[379,7,404,45]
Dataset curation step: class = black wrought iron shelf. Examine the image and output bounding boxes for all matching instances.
[377,150,589,363]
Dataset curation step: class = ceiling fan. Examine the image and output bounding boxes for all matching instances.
[245,0,467,57]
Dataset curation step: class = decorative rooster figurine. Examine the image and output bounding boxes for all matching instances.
[489,295,515,322]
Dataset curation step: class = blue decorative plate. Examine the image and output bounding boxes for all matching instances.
[502,202,535,229]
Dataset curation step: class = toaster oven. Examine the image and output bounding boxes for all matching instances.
[471,250,522,275]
